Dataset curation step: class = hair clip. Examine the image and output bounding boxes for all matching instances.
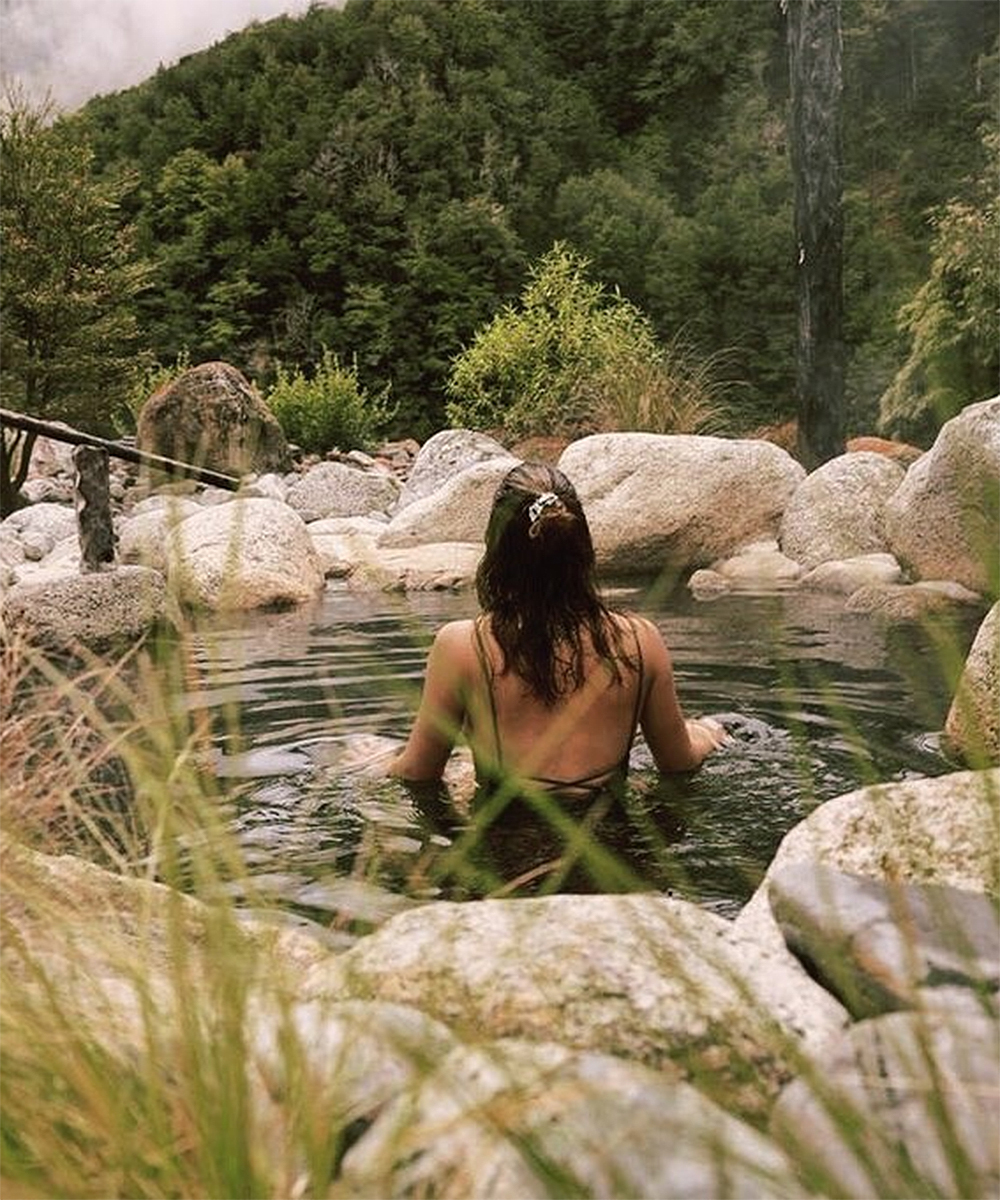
[528,491,560,528]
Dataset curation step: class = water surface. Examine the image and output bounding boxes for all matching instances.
[181,583,975,924]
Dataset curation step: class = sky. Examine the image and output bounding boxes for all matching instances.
[1,0,320,113]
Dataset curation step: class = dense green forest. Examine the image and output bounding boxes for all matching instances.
[5,0,998,447]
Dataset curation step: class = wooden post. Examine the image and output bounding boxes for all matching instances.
[74,446,116,571]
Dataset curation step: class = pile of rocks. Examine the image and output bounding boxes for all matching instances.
[6,763,997,1197]
[2,397,997,761]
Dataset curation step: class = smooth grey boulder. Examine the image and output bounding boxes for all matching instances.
[306,516,385,578]
[342,1038,803,1200]
[165,497,325,611]
[884,396,1000,595]
[248,997,460,1194]
[771,1010,1000,1199]
[347,542,483,591]
[117,498,203,573]
[286,460,400,522]
[799,552,903,594]
[1,564,167,650]
[379,458,517,547]
[557,433,805,577]
[710,540,803,588]
[2,501,78,545]
[397,429,510,510]
[767,864,999,1018]
[779,451,904,569]
[735,770,1000,956]
[946,601,999,766]
[845,579,983,620]
[300,892,849,1121]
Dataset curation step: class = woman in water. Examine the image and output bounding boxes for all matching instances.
[389,460,725,798]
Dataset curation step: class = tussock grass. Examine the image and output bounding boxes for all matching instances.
[0,593,995,1198]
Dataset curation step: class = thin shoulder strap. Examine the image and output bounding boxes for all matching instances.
[624,615,646,754]
[473,616,503,766]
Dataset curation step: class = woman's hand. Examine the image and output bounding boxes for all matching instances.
[685,716,729,757]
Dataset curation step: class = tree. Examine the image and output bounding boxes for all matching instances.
[878,130,1000,444]
[787,0,846,469]
[0,91,152,514]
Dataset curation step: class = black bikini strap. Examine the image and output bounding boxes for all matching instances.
[473,617,503,767]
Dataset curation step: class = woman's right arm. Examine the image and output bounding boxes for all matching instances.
[635,617,725,772]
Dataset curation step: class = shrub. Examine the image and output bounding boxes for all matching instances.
[445,244,729,439]
[266,349,395,454]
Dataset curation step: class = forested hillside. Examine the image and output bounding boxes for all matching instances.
[39,0,1000,439]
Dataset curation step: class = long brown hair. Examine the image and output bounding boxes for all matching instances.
[475,461,631,704]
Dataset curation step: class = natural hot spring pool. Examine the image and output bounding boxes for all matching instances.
[176,581,977,927]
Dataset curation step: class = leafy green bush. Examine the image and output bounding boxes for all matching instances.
[445,244,728,439]
[265,349,395,454]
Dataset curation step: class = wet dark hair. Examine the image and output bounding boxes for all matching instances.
[475,461,630,704]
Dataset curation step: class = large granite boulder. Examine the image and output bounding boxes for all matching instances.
[799,552,903,595]
[379,458,517,548]
[286,460,400,522]
[136,361,291,479]
[734,769,1000,954]
[301,892,849,1120]
[946,601,1000,766]
[767,864,999,1018]
[2,501,78,545]
[397,429,511,510]
[165,497,325,611]
[884,397,1000,596]
[117,497,203,574]
[779,451,904,569]
[771,1010,999,1199]
[557,433,805,577]
[348,542,484,592]
[342,1038,802,1200]
[1,564,168,651]
[845,580,984,620]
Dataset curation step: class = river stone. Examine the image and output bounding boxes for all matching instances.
[557,433,805,577]
[306,516,385,577]
[770,1010,1000,1199]
[348,542,483,591]
[117,498,203,573]
[1,564,167,650]
[946,601,999,766]
[712,540,803,587]
[165,497,325,611]
[845,580,983,620]
[884,396,1000,595]
[734,770,1000,954]
[136,360,290,479]
[342,1038,802,1200]
[285,460,400,522]
[779,451,904,569]
[767,863,999,1018]
[397,429,511,510]
[379,458,518,547]
[248,997,459,1193]
[2,500,78,544]
[300,892,849,1120]
[799,552,902,594]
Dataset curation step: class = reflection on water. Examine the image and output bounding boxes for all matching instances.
[180,582,977,922]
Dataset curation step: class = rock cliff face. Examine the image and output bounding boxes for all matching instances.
[136,361,291,479]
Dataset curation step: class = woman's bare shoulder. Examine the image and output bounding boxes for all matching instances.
[613,610,670,662]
